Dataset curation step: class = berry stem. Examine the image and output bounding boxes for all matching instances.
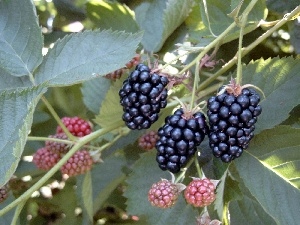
[194,153,203,178]
[41,96,76,141]
[27,136,74,145]
[0,121,122,216]
[11,201,25,225]
[178,22,236,76]
[236,13,248,85]
[222,202,230,225]
[174,157,195,183]
[198,5,300,91]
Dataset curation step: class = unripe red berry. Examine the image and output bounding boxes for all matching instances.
[56,117,92,137]
[184,178,217,207]
[148,179,179,208]
[60,150,93,177]
[0,184,9,203]
[138,130,159,150]
[45,133,70,154]
[33,147,61,170]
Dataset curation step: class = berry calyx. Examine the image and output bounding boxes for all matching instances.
[184,178,217,208]
[45,133,71,154]
[138,130,159,150]
[56,117,92,137]
[60,150,93,177]
[148,179,182,209]
[155,108,208,173]
[33,147,61,170]
[207,81,262,163]
[119,63,169,130]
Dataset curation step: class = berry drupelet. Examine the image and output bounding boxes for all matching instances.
[119,64,169,130]
[207,80,262,163]
[155,108,208,173]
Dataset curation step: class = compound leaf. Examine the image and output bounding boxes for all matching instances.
[0,0,43,76]
[35,30,142,86]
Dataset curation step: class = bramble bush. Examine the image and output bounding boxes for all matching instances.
[0,0,299,224]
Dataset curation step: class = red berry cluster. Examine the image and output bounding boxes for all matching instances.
[148,179,180,208]
[138,130,159,150]
[56,116,92,137]
[33,117,93,177]
[148,177,218,209]
[184,178,216,207]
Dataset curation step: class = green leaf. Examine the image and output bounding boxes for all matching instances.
[0,68,32,90]
[86,0,139,33]
[229,196,277,225]
[135,0,194,52]
[124,151,198,225]
[198,0,266,43]
[94,79,124,128]
[90,153,127,212]
[214,169,242,219]
[266,0,300,14]
[35,30,142,86]
[0,86,47,187]
[82,172,93,223]
[241,57,300,133]
[0,0,43,76]
[81,77,111,114]
[234,126,300,225]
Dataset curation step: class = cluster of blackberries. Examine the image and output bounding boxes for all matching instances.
[33,117,94,177]
[155,108,208,173]
[119,64,169,130]
[207,87,262,162]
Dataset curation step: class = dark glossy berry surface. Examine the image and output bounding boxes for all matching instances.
[119,64,169,130]
[207,88,262,162]
[155,108,208,173]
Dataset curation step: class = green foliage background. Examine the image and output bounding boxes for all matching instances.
[0,0,299,224]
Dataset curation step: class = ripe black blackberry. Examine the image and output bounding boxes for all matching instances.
[207,80,262,162]
[119,63,169,130]
[155,108,208,173]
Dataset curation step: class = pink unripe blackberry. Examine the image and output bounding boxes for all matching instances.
[138,130,159,150]
[148,179,180,208]
[56,116,92,137]
[60,150,93,177]
[184,178,217,207]
[105,68,124,80]
[0,184,9,203]
[33,147,61,170]
[45,133,70,154]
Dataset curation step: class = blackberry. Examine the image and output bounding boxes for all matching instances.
[207,83,262,162]
[119,64,169,130]
[155,108,208,173]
